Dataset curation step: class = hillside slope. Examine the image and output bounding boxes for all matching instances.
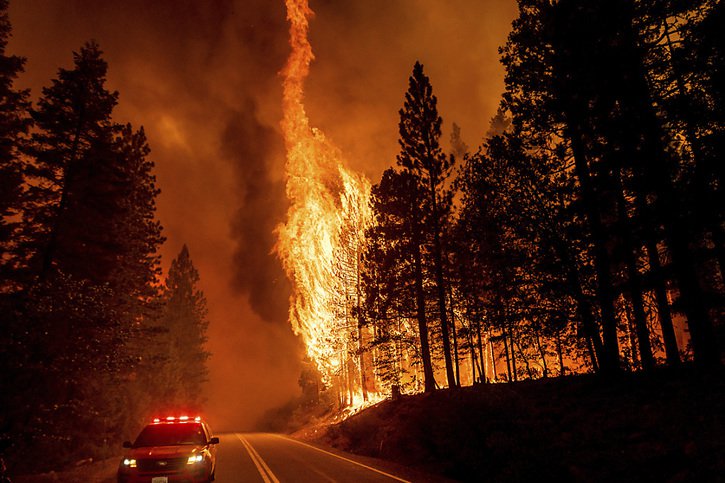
[305,368,725,482]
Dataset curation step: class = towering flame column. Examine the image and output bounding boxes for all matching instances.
[281,0,312,141]
[277,0,372,393]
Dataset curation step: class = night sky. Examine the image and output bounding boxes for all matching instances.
[7,0,517,430]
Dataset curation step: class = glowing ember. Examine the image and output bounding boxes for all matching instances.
[277,0,376,406]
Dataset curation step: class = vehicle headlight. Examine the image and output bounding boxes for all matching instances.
[123,458,137,468]
[187,454,203,464]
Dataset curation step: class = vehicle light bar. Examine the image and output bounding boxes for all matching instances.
[151,415,203,423]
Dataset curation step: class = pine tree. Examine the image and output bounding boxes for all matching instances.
[23,41,119,280]
[397,62,457,388]
[7,42,165,470]
[496,0,722,371]
[157,245,210,410]
[0,0,36,467]
[0,0,31,286]
[363,168,436,393]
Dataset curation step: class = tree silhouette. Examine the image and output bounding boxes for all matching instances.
[363,168,437,393]
[0,0,31,286]
[397,62,457,388]
[3,41,165,470]
[156,245,210,410]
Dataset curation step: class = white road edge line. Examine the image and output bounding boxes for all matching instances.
[274,434,412,483]
[236,433,280,483]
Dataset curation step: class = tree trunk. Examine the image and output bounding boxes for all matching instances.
[449,288,460,386]
[567,127,621,374]
[412,226,436,392]
[502,333,513,382]
[534,330,549,378]
[556,330,566,377]
[586,334,599,373]
[489,338,498,382]
[40,112,87,279]
[355,245,369,401]
[664,19,725,286]
[508,325,518,382]
[515,337,534,380]
[429,180,456,388]
[623,299,640,370]
[613,169,654,370]
[623,0,720,367]
[634,189,680,366]
[558,239,606,368]
[477,318,486,382]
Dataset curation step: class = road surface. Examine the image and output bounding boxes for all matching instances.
[214,433,412,482]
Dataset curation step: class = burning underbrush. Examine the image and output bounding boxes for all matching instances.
[296,367,725,482]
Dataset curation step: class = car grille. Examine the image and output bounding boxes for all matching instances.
[137,457,187,472]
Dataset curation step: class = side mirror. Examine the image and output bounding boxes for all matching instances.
[209,437,220,445]
[122,441,133,448]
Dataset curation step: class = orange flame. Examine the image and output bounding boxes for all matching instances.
[277,0,373,393]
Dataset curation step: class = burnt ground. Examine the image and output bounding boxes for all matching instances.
[300,367,725,482]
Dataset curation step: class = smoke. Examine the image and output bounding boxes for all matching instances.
[222,101,290,325]
[304,0,518,174]
[8,0,518,430]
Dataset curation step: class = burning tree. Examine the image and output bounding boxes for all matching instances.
[276,0,380,409]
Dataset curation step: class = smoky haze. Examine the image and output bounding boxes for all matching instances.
[8,0,516,430]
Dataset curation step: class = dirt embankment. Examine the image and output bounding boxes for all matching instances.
[12,457,118,483]
[303,368,725,482]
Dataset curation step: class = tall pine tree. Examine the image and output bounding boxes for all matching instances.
[6,42,165,470]
[397,62,457,388]
[363,168,436,393]
[0,0,31,286]
[156,245,210,411]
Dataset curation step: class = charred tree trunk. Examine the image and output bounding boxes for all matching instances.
[412,227,436,392]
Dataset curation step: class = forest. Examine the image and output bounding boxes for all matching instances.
[0,0,210,472]
[0,0,723,476]
[299,0,723,408]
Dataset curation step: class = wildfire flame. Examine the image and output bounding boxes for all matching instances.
[277,0,374,403]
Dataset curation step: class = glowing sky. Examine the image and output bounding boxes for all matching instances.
[8,0,517,430]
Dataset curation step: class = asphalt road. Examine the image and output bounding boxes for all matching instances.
[214,433,412,483]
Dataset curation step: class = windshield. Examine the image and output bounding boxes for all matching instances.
[133,423,206,447]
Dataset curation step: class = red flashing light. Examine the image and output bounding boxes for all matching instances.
[151,415,203,424]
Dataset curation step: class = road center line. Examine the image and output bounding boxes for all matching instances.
[236,433,280,483]
[273,434,411,483]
